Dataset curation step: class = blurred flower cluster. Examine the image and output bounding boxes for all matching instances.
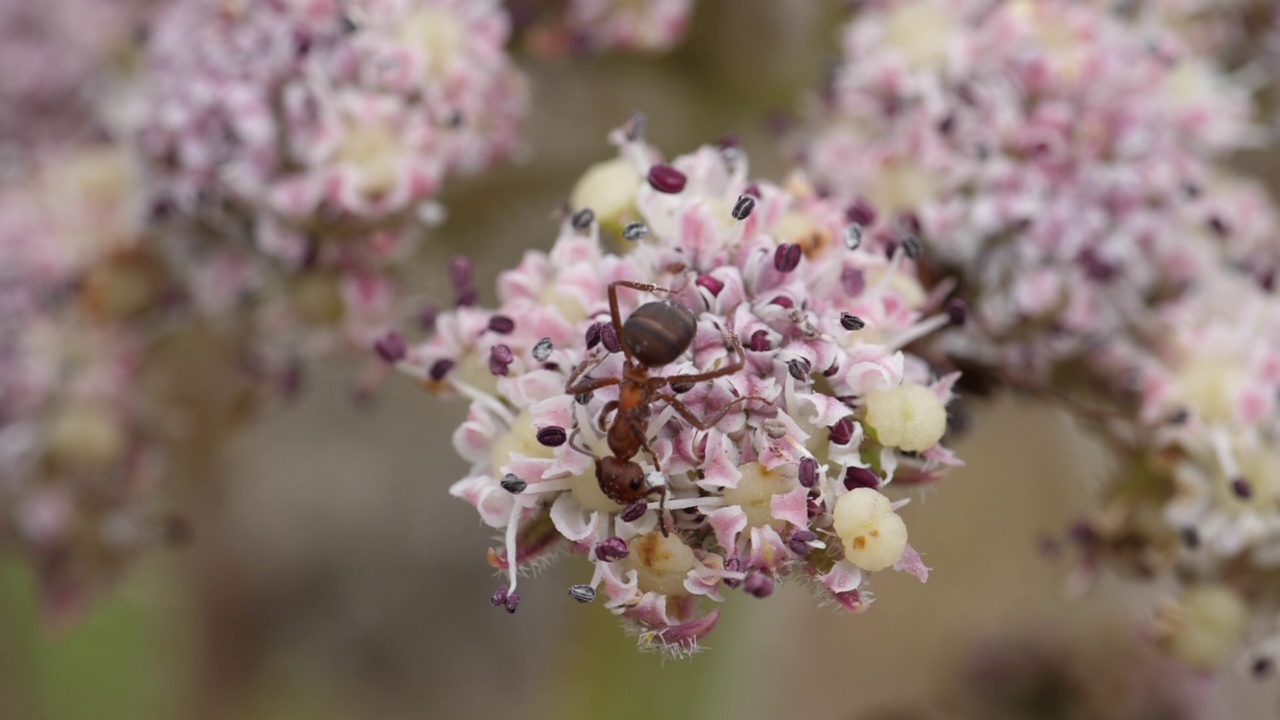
[510,0,694,56]
[401,122,960,653]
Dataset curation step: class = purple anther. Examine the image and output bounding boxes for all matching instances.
[787,358,811,381]
[845,197,877,227]
[595,536,630,562]
[532,337,553,362]
[428,359,455,382]
[732,194,756,221]
[489,344,514,376]
[374,332,406,363]
[774,243,802,273]
[841,266,866,296]
[743,183,762,199]
[799,457,819,488]
[488,315,516,334]
[571,208,595,230]
[490,586,509,607]
[723,557,745,589]
[840,312,865,331]
[787,530,818,556]
[585,322,603,349]
[748,330,771,352]
[843,466,881,490]
[600,322,622,353]
[843,224,863,251]
[647,164,687,194]
[536,426,567,447]
[623,222,649,241]
[770,295,795,309]
[1232,477,1253,499]
[504,591,521,613]
[901,235,924,260]
[1208,215,1230,237]
[449,256,477,307]
[945,298,968,327]
[621,501,648,523]
[696,274,725,297]
[744,572,774,598]
[500,474,527,494]
[828,417,854,445]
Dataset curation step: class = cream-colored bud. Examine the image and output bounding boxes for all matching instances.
[628,531,698,596]
[720,462,797,529]
[569,159,641,225]
[864,383,947,452]
[48,404,126,472]
[490,411,555,475]
[1163,584,1248,669]
[832,488,908,572]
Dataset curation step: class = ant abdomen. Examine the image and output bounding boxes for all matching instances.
[622,300,697,367]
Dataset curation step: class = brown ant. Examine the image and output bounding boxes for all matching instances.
[566,280,770,536]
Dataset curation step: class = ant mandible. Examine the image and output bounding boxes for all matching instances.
[566,280,769,536]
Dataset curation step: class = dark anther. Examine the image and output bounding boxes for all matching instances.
[1070,521,1099,546]
[799,457,819,488]
[1183,183,1201,198]
[571,208,595,230]
[1166,407,1189,425]
[787,530,818,556]
[600,322,622,353]
[901,235,924,260]
[840,312,865,331]
[1252,657,1274,678]
[845,197,877,227]
[536,426,567,447]
[770,295,794,309]
[503,591,521,613]
[1208,215,1230,237]
[937,114,956,134]
[428,359,455,381]
[823,363,840,377]
[732,194,756,221]
[575,391,593,405]
[671,380,694,394]
[1232,477,1253,499]
[488,315,516,334]
[787,358,811,381]
[622,222,649,241]
[774,243,802,273]
[946,298,968,327]
[418,305,439,330]
[748,330,770,352]
[595,536,630,562]
[568,585,597,603]
[490,586,509,607]
[841,266,866,295]
[843,224,863,251]
[717,133,741,150]
[500,474,527,494]
[647,164,687,194]
[489,344,514,376]
[620,501,648,523]
[624,112,647,141]
[1180,527,1200,548]
[696,274,724,297]
[843,466,881,490]
[585,322,603,349]
[532,337,554,362]
[828,417,855,445]
[744,572,774,598]
[374,332,406,363]
[450,256,477,307]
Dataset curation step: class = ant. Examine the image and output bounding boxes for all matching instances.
[566,280,770,536]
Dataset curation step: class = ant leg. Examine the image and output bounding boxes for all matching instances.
[565,375,621,396]
[564,352,612,394]
[646,484,671,537]
[608,280,678,366]
[660,329,746,388]
[656,392,775,432]
[595,400,619,434]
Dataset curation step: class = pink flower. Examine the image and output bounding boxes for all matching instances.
[405,124,962,653]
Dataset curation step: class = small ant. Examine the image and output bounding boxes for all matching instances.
[566,280,770,535]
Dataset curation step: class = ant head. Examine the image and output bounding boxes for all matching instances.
[597,455,649,504]
[622,300,697,367]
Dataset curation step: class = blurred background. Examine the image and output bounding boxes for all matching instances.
[4,2,1280,718]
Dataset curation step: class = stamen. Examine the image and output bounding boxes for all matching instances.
[623,222,649,241]
[595,536,630,562]
[374,332,406,363]
[732,194,756,220]
[840,313,865,331]
[489,344,514,376]
[648,164,688,194]
[532,337,553,362]
[843,224,863,251]
[500,474,527,494]
[572,208,595,230]
[744,572,774,598]
[488,315,516,334]
[569,585,597,603]
[536,426,568,447]
[774,244,802,273]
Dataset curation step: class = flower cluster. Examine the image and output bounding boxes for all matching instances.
[399,123,962,654]
[0,0,156,156]
[512,0,694,56]
[136,0,526,384]
[795,0,1264,383]
[0,146,179,624]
